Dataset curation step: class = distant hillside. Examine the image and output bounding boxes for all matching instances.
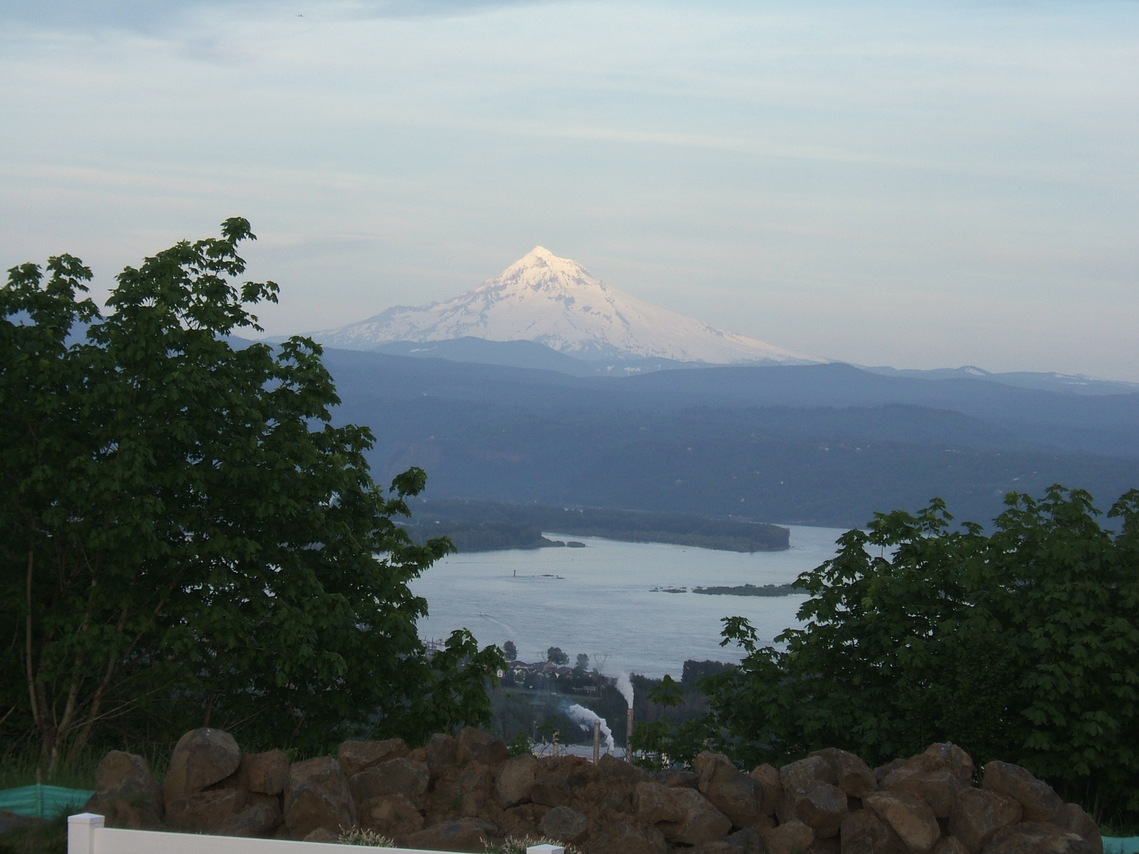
[404,499,790,552]
[319,350,1139,529]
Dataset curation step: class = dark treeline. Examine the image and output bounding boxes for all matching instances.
[405,498,790,553]
[692,582,798,596]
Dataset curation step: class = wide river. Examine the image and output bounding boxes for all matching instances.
[410,525,847,680]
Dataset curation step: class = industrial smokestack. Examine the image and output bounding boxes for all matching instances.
[626,707,634,762]
[593,720,601,764]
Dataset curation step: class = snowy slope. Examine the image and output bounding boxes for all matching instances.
[311,246,816,365]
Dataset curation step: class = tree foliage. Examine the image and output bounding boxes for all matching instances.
[546,647,568,666]
[0,219,502,773]
[699,486,1139,813]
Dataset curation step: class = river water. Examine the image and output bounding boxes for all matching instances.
[410,525,847,680]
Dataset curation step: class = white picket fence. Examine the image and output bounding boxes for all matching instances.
[68,814,565,854]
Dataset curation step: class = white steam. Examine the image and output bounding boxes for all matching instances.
[616,671,634,708]
[566,704,614,754]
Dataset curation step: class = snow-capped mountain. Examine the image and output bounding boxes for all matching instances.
[310,247,816,365]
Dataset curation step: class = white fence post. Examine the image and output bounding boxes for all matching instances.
[525,846,565,854]
[67,813,104,854]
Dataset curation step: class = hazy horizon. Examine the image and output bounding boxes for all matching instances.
[3,0,1137,382]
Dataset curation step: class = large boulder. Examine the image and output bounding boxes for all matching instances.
[761,818,815,854]
[405,818,499,852]
[982,821,1096,854]
[980,761,1065,824]
[530,756,601,809]
[840,808,904,854]
[337,738,408,777]
[948,787,1022,852]
[596,753,655,813]
[811,748,878,799]
[778,756,849,838]
[359,793,425,840]
[588,819,669,854]
[163,728,241,805]
[693,751,769,828]
[166,789,279,837]
[539,804,590,844]
[496,753,539,808]
[456,727,510,767]
[863,790,940,853]
[880,767,966,819]
[349,757,430,809]
[236,749,290,796]
[85,751,164,829]
[424,733,459,779]
[635,783,732,845]
[284,756,355,840]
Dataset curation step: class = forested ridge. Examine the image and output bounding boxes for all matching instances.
[404,498,790,552]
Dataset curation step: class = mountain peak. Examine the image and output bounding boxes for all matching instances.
[499,246,596,291]
[309,248,817,366]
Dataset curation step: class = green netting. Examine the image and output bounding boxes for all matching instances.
[0,784,93,819]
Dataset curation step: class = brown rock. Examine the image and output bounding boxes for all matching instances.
[750,764,783,818]
[948,787,1022,853]
[634,781,689,824]
[349,757,430,809]
[881,769,966,819]
[336,738,408,777]
[237,749,290,796]
[166,789,244,833]
[284,756,355,840]
[778,778,849,838]
[456,727,510,767]
[86,751,164,828]
[530,756,600,808]
[811,748,878,798]
[863,790,940,853]
[405,818,499,852]
[694,751,768,828]
[656,786,733,845]
[496,753,539,807]
[501,802,547,837]
[424,733,458,779]
[588,819,669,854]
[226,801,284,838]
[980,761,1064,824]
[686,826,767,853]
[931,839,971,854]
[163,728,241,805]
[1057,802,1102,851]
[455,761,501,819]
[596,754,654,812]
[361,793,424,840]
[981,821,1094,854]
[302,827,340,843]
[762,819,815,854]
[918,744,976,785]
[659,768,700,788]
[781,755,837,790]
[539,804,590,844]
[840,809,903,854]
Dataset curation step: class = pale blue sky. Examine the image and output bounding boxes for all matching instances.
[2,1,1137,380]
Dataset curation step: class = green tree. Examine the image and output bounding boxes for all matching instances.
[502,640,518,661]
[0,219,502,774]
[547,647,568,666]
[702,486,1139,813]
[574,653,589,674]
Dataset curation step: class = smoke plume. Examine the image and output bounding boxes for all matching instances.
[565,704,614,754]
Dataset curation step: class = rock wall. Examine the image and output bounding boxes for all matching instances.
[86,727,1102,854]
